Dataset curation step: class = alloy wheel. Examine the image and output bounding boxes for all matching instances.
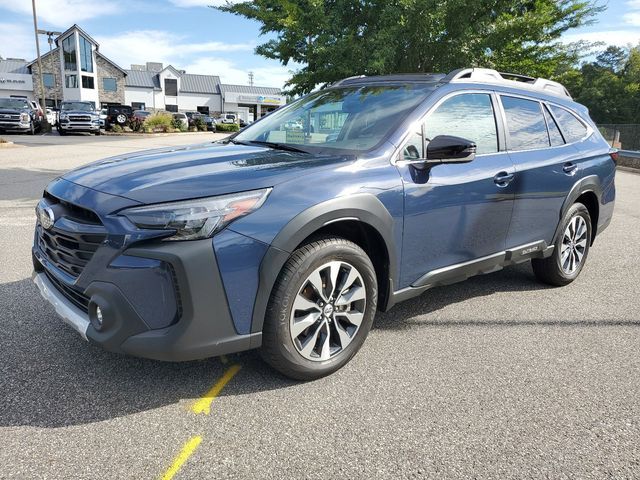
[560,215,588,275]
[289,261,366,362]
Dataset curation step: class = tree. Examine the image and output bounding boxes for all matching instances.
[595,45,627,73]
[217,0,603,94]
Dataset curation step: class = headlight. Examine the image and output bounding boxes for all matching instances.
[60,113,68,120]
[20,113,30,122]
[120,188,272,241]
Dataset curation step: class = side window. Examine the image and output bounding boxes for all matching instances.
[424,93,498,155]
[543,104,565,146]
[501,96,549,151]
[402,126,423,160]
[549,105,588,143]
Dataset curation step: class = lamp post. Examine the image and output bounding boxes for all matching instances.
[37,29,62,108]
[31,0,50,131]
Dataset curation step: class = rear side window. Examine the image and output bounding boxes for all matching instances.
[501,96,549,151]
[549,105,588,143]
[424,93,498,155]
[543,105,565,146]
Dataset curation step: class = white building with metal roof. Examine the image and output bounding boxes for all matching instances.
[0,58,34,100]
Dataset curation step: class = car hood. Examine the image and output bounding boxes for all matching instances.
[62,142,354,204]
[0,108,26,115]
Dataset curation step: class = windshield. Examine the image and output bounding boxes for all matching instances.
[234,85,434,153]
[62,102,94,111]
[0,98,29,109]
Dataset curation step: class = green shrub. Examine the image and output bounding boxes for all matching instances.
[171,117,184,131]
[145,112,174,132]
[111,124,123,133]
[193,117,207,131]
[215,123,240,132]
[130,118,144,132]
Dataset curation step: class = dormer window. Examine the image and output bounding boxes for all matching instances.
[79,35,93,73]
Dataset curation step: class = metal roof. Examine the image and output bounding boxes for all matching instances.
[220,84,283,95]
[0,58,29,75]
[180,74,221,94]
[124,69,160,89]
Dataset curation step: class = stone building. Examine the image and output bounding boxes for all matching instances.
[26,24,126,108]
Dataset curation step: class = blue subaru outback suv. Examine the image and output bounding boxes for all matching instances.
[33,68,616,379]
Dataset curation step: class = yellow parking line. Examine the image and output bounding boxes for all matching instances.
[191,364,241,415]
[160,435,202,480]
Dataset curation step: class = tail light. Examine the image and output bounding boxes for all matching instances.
[609,149,619,165]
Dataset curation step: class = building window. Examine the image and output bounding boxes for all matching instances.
[65,74,78,88]
[79,35,93,73]
[42,73,55,88]
[102,78,117,92]
[132,102,146,110]
[81,75,95,89]
[197,106,210,114]
[164,78,178,96]
[62,35,77,71]
[165,104,178,112]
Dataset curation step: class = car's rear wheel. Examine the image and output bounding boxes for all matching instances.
[115,114,127,125]
[261,237,378,380]
[532,202,592,286]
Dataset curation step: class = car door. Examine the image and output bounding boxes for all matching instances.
[499,95,588,248]
[397,91,516,288]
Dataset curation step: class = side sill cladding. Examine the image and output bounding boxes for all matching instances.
[250,194,398,334]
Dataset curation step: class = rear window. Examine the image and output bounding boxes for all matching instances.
[501,96,549,151]
[549,105,588,143]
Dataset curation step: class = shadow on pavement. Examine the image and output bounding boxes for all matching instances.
[1,262,636,429]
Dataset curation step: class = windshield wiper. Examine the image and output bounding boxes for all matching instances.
[237,140,309,154]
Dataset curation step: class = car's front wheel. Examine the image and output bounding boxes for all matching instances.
[261,237,378,380]
[532,202,592,286]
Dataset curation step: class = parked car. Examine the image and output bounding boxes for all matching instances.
[172,112,189,129]
[0,97,43,134]
[203,115,217,132]
[32,68,616,380]
[45,108,57,126]
[219,113,237,124]
[57,101,101,136]
[29,100,45,123]
[132,110,151,121]
[104,105,133,129]
[99,108,107,128]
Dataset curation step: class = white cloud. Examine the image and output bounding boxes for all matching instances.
[95,30,253,69]
[0,0,121,28]
[563,30,640,47]
[184,57,293,88]
[0,23,35,60]
[624,12,640,26]
[627,0,640,8]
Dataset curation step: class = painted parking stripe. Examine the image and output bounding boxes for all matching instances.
[160,435,202,480]
[191,364,241,415]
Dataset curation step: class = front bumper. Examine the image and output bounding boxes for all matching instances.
[59,122,100,132]
[0,121,30,131]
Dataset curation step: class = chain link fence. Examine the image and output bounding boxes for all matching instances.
[598,124,640,152]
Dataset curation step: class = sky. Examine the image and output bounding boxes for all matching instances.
[0,0,639,89]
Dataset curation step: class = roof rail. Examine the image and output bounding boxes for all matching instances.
[443,68,572,99]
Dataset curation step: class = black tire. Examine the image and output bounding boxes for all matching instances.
[57,128,65,136]
[261,237,378,380]
[532,202,592,286]
[94,129,101,136]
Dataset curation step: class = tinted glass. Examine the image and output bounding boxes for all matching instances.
[235,85,435,154]
[79,35,93,73]
[0,98,29,109]
[403,126,423,160]
[62,36,76,71]
[65,74,78,88]
[543,104,564,146]
[502,96,550,151]
[165,79,178,96]
[81,75,94,89]
[424,93,498,154]
[103,78,117,91]
[549,105,588,143]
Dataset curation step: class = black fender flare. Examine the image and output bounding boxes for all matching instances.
[552,174,603,245]
[250,193,398,335]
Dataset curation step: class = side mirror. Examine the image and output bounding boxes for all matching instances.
[426,135,476,164]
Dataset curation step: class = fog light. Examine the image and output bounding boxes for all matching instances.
[95,306,104,328]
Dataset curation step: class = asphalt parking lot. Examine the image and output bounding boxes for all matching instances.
[1,133,639,479]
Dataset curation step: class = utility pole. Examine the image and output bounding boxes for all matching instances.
[248,71,254,86]
[37,30,62,108]
[31,0,50,131]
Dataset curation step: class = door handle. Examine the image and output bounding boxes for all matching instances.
[493,171,514,187]
[563,162,578,175]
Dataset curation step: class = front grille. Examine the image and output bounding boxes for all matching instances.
[69,115,91,122]
[37,193,106,278]
[44,270,89,312]
[0,113,19,122]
